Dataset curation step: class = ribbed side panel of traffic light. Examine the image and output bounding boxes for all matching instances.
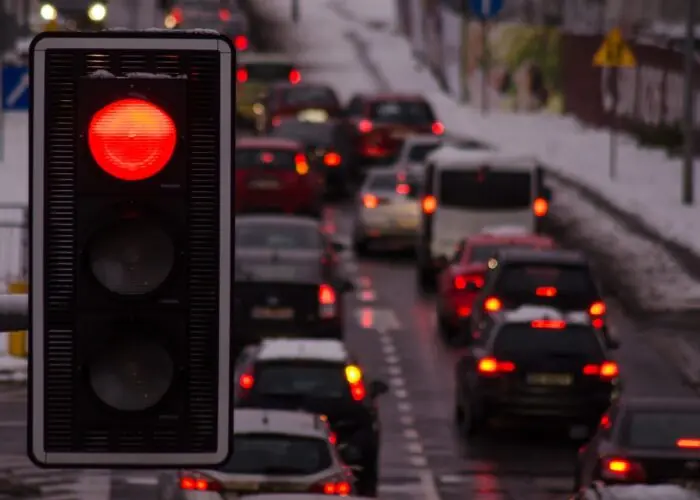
[44,50,221,453]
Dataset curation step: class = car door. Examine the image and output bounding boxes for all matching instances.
[438,240,466,304]
[578,402,620,488]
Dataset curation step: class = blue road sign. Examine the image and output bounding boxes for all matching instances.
[469,0,504,19]
[3,65,29,111]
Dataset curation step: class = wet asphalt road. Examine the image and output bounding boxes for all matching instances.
[0,203,697,500]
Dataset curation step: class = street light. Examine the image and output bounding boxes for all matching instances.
[87,2,107,22]
[39,3,57,21]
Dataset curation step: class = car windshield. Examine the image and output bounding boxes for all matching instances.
[281,87,339,107]
[366,172,397,191]
[270,122,335,147]
[493,325,604,360]
[236,223,322,250]
[621,411,700,449]
[407,143,441,162]
[241,62,293,82]
[235,148,299,170]
[369,100,435,124]
[254,362,352,400]
[497,264,598,296]
[220,434,332,475]
[439,169,532,209]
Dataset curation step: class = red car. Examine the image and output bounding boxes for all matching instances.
[435,232,556,342]
[259,83,344,133]
[345,93,444,165]
[235,137,325,217]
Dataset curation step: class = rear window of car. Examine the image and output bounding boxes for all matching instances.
[236,223,322,250]
[269,122,336,147]
[280,87,339,107]
[493,325,604,359]
[469,243,545,263]
[220,433,332,475]
[407,143,441,162]
[366,172,397,191]
[620,411,700,449]
[254,362,352,401]
[369,100,435,124]
[438,169,532,209]
[241,62,294,82]
[235,148,300,170]
[497,264,598,296]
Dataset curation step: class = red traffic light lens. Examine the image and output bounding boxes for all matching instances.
[88,98,177,181]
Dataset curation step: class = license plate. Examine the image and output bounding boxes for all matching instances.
[397,218,417,228]
[526,373,573,386]
[248,179,280,189]
[298,109,328,122]
[391,130,411,139]
[251,307,294,320]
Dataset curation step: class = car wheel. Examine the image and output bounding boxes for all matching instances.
[417,267,434,292]
[353,236,370,257]
[460,400,487,437]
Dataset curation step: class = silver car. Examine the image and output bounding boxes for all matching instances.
[157,409,355,499]
[351,169,420,255]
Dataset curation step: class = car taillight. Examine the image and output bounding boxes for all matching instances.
[535,286,557,297]
[289,69,302,84]
[601,457,646,482]
[295,153,310,175]
[319,283,337,319]
[309,480,352,495]
[477,357,515,375]
[396,183,410,195]
[179,473,223,491]
[531,319,566,329]
[271,116,282,127]
[431,121,445,135]
[234,35,248,51]
[677,438,700,448]
[358,119,373,133]
[329,431,337,445]
[236,68,248,82]
[421,195,436,214]
[219,8,231,21]
[453,274,484,290]
[582,361,619,380]
[484,296,502,312]
[239,373,254,390]
[345,364,366,401]
[363,194,379,209]
[533,197,548,217]
[324,152,341,166]
[589,301,606,316]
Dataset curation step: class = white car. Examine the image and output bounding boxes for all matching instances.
[573,483,700,499]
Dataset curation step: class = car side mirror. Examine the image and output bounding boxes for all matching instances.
[368,379,389,398]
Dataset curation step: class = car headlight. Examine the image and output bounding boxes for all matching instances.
[40,3,57,21]
[87,2,107,21]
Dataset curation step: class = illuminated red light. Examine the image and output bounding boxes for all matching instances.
[677,438,700,448]
[289,69,301,84]
[219,8,231,21]
[432,121,445,135]
[237,68,248,82]
[88,98,177,181]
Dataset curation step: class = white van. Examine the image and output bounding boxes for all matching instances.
[415,147,551,290]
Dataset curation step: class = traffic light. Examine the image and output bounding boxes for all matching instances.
[28,30,234,468]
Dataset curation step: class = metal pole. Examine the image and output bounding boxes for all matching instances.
[610,68,618,179]
[0,294,28,330]
[459,1,469,102]
[682,0,695,205]
[480,20,488,114]
[291,0,299,23]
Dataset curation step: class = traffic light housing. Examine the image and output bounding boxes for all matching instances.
[29,31,234,468]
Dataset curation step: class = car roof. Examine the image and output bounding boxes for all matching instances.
[270,82,335,92]
[256,339,349,363]
[355,92,427,102]
[238,52,294,64]
[467,233,554,247]
[235,214,320,227]
[233,408,327,438]
[276,117,343,127]
[582,484,700,500]
[620,397,700,412]
[236,137,303,150]
[426,147,539,171]
[497,305,593,326]
[495,248,587,265]
[403,134,443,146]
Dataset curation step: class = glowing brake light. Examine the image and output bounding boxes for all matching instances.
[239,373,254,389]
[358,119,373,133]
[431,121,445,135]
[396,183,410,195]
[601,458,646,481]
[477,357,515,374]
[295,153,309,175]
[589,301,606,316]
[363,194,379,209]
[582,361,619,380]
[289,69,302,84]
[179,474,222,491]
[531,319,565,329]
[484,297,502,312]
[345,364,366,401]
[234,35,249,51]
[328,431,337,445]
[219,8,231,21]
[535,286,557,297]
[88,98,177,182]
[236,67,248,82]
[453,274,484,290]
[677,438,700,448]
[310,480,353,495]
[533,197,548,217]
[319,284,336,305]
[324,152,341,167]
[422,195,437,214]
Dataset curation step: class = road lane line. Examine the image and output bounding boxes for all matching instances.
[384,354,400,364]
[406,442,423,454]
[410,455,428,467]
[393,388,408,399]
[381,343,396,355]
[379,334,392,345]
[399,414,414,425]
[74,471,111,500]
[418,469,441,500]
[387,365,401,376]
[390,377,405,387]
[396,402,412,412]
[403,428,419,440]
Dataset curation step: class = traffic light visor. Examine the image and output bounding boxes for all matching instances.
[88,98,177,181]
[88,218,175,295]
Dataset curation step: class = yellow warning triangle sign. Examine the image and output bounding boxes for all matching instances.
[593,28,636,68]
